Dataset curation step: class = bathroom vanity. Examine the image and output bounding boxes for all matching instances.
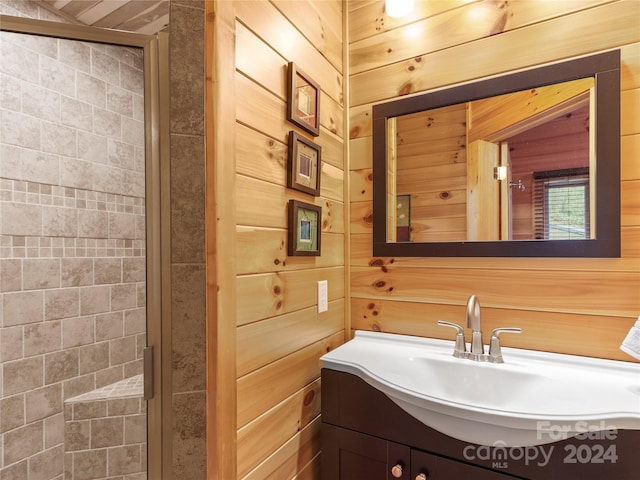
[321,368,639,480]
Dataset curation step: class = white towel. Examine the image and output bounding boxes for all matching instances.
[620,318,640,361]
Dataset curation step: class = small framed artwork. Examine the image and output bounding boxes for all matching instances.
[396,194,411,242]
[287,62,320,137]
[288,131,321,196]
[288,200,322,256]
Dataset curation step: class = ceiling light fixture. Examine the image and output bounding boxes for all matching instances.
[385,0,414,18]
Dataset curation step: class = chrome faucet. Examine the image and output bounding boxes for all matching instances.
[438,295,522,363]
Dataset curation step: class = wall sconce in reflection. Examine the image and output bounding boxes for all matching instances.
[509,180,526,192]
[386,0,414,18]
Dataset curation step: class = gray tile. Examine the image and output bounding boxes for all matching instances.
[72,448,107,480]
[0,259,22,292]
[64,419,90,451]
[0,110,41,150]
[24,320,62,356]
[44,413,65,448]
[1,325,23,361]
[110,336,136,366]
[28,444,64,480]
[124,414,146,445]
[41,121,77,157]
[108,444,141,476]
[171,264,205,393]
[95,258,122,285]
[1,202,42,236]
[25,383,62,423]
[23,258,61,290]
[0,459,28,480]
[45,349,79,384]
[172,391,206,480]
[3,420,43,465]
[91,417,124,448]
[169,3,204,136]
[170,134,205,263]
[79,341,110,374]
[61,258,94,287]
[80,285,111,315]
[77,71,106,108]
[44,288,79,321]
[78,130,108,164]
[0,394,24,433]
[96,312,124,341]
[3,356,43,395]
[42,205,78,237]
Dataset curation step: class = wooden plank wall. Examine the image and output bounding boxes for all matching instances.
[348,0,640,362]
[508,105,590,240]
[395,105,467,241]
[231,1,345,478]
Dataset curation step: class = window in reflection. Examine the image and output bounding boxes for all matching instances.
[533,168,590,240]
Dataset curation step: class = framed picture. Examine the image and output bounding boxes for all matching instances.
[287,62,320,137]
[288,200,321,256]
[396,194,411,242]
[288,131,321,196]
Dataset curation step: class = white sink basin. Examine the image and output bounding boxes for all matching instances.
[321,331,640,446]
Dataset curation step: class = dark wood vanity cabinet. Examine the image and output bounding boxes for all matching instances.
[322,423,410,480]
[323,422,518,479]
[321,369,640,480]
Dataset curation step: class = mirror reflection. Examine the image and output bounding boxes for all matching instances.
[372,50,620,257]
[387,77,595,244]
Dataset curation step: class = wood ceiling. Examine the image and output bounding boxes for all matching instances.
[36,0,169,34]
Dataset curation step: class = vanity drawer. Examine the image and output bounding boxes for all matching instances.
[411,449,526,480]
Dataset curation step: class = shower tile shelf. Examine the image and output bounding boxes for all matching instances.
[63,374,147,480]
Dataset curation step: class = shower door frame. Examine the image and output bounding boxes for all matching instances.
[0,15,164,479]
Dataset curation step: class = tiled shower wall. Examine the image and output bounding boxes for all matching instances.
[0,22,146,480]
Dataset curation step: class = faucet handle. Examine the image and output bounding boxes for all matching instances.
[489,327,522,363]
[437,321,467,358]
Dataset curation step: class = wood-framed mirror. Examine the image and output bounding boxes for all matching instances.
[372,50,621,257]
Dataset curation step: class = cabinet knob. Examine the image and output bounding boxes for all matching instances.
[391,463,403,478]
[415,474,428,480]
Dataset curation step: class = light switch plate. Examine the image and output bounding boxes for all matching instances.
[317,280,328,313]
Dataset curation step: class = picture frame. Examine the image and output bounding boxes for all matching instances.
[288,200,322,256]
[287,62,320,137]
[287,131,322,196]
[396,194,411,242]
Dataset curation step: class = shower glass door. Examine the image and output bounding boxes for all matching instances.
[0,16,161,480]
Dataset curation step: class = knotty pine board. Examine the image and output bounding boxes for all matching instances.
[350,230,640,269]
[231,2,347,477]
[236,266,345,327]
[349,0,611,75]
[349,0,472,42]
[237,299,344,376]
[236,227,344,275]
[235,71,344,141]
[235,0,343,105]
[241,418,321,480]
[235,122,344,187]
[349,2,639,107]
[237,379,321,478]
[271,0,343,72]
[349,298,638,362]
[621,134,640,181]
[236,174,345,232]
[236,332,343,428]
[206,2,238,478]
[350,265,639,317]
